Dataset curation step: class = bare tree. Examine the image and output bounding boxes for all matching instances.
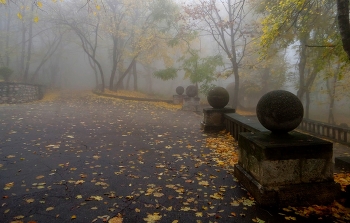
[182,0,249,109]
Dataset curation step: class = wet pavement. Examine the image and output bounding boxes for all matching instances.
[0,91,349,223]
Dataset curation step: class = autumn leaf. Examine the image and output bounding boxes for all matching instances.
[195,212,203,217]
[210,193,223,200]
[143,213,162,222]
[108,214,123,223]
[4,182,14,190]
[153,192,164,198]
[285,216,296,220]
[33,16,39,23]
[37,1,43,8]
[180,206,191,211]
[75,180,85,185]
[198,181,209,186]
[46,207,54,211]
[71,215,77,219]
[90,195,103,201]
[13,215,25,220]
[17,13,22,20]
[242,199,255,206]
[25,198,35,203]
[0,0,6,5]
[252,217,265,223]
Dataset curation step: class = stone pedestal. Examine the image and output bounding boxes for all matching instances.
[201,107,235,132]
[182,96,200,111]
[234,131,341,207]
[173,95,183,105]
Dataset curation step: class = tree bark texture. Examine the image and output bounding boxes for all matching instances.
[337,0,350,60]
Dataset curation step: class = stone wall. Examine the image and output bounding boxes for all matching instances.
[0,82,44,104]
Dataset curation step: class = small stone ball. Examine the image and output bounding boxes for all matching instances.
[176,86,184,95]
[207,87,229,109]
[186,85,198,97]
[256,90,304,133]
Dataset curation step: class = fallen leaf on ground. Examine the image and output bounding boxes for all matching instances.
[109,214,123,223]
[25,198,35,203]
[4,182,14,190]
[46,207,54,211]
[143,213,162,222]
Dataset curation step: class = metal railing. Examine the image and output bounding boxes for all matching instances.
[298,119,350,145]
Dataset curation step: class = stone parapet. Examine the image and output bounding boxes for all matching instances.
[234,131,341,206]
[0,82,44,104]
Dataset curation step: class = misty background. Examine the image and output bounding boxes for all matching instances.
[0,0,349,126]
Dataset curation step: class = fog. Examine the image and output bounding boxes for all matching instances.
[0,0,349,125]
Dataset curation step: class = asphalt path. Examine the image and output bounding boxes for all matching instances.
[0,91,346,223]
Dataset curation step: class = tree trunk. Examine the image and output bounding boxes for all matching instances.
[19,9,26,80]
[30,35,63,83]
[133,62,137,91]
[5,5,11,66]
[326,74,337,125]
[126,71,131,90]
[337,0,350,60]
[305,89,310,119]
[88,56,99,89]
[115,57,137,91]
[228,0,239,110]
[109,37,118,90]
[297,36,307,99]
[23,4,34,83]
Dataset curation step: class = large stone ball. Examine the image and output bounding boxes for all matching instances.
[176,86,184,95]
[256,90,304,133]
[186,85,198,97]
[207,87,229,109]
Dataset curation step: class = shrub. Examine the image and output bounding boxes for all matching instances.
[0,67,13,82]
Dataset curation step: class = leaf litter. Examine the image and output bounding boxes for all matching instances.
[1,91,350,222]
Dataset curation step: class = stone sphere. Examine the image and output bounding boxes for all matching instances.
[176,86,184,95]
[256,90,304,133]
[186,85,198,97]
[207,87,229,109]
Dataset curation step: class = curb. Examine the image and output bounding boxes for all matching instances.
[92,90,173,104]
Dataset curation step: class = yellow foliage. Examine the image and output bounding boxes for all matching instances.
[17,12,23,20]
[96,90,182,111]
[0,0,6,5]
[37,1,43,8]
[40,90,60,102]
[205,131,238,168]
[33,16,39,23]
[104,89,150,99]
